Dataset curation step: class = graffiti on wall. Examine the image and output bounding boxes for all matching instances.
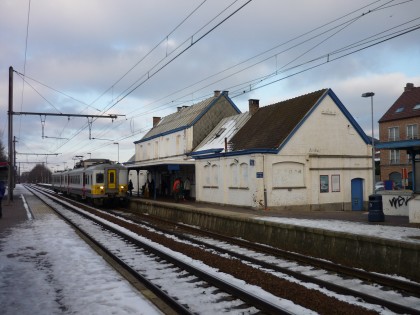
[389,196,412,209]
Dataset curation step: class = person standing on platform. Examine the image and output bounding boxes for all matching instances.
[0,180,5,218]
[184,177,191,200]
[128,179,134,196]
[173,177,181,202]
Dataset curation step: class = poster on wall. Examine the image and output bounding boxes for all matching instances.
[331,174,340,192]
[320,175,329,193]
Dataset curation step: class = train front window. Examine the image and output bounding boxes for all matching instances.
[110,172,115,184]
[96,173,104,183]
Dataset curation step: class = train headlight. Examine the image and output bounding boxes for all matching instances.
[100,186,104,190]
[120,185,124,189]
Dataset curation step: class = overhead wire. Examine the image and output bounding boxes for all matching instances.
[86,0,208,112]
[17,0,32,152]
[75,0,415,151]
[120,0,395,121]
[228,22,420,97]
[16,0,416,162]
[100,0,251,115]
[50,0,253,154]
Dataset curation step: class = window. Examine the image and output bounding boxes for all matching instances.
[154,141,159,158]
[407,124,418,139]
[239,163,248,188]
[212,164,219,187]
[414,104,420,110]
[96,173,104,183]
[331,175,340,192]
[388,127,399,141]
[320,175,329,193]
[204,165,210,186]
[390,150,400,164]
[395,107,404,113]
[229,163,238,187]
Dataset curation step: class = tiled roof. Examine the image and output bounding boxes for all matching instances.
[229,89,327,151]
[379,85,420,123]
[141,97,215,140]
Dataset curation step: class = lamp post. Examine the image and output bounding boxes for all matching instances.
[114,142,119,163]
[362,92,375,194]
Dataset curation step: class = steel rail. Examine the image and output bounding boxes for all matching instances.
[25,185,191,315]
[28,185,293,315]
[126,209,420,296]
[108,209,420,315]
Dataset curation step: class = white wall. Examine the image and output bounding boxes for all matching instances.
[380,191,411,216]
[195,95,372,210]
[128,170,148,195]
[135,128,193,163]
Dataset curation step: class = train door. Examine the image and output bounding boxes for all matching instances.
[82,172,86,199]
[107,169,117,190]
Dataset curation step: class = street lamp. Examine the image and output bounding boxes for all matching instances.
[362,92,375,194]
[114,142,119,163]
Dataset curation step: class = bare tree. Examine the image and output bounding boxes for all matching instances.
[28,164,52,184]
[0,139,6,162]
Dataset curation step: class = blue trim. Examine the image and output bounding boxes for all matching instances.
[192,148,278,159]
[190,91,241,126]
[134,92,241,145]
[191,88,369,160]
[276,89,329,153]
[189,148,224,156]
[327,89,370,144]
[134,126,187,144]
[277,89,370,153]
[376,139,420,149]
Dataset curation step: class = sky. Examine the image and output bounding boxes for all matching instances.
[0,0,419,174]
[1,184,419,314]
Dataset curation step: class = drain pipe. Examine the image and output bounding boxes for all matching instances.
[263,155,267,210]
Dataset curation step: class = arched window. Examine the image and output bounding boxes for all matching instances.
[212,164,219,187]
[204,164,210,186]
[230,163,237,187]
[239,163,248,188]
[272,162,305,188]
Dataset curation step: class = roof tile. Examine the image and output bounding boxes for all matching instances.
[229,89,327,151]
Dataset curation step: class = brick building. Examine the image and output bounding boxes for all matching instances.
[378,83,420,189]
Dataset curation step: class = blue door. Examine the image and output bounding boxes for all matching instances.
[351,178,364,211]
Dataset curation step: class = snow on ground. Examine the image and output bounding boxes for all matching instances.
[255,216,420,244]
[1,184,419,314]
[0,212,161,315]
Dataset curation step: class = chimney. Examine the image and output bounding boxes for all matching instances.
[177,106,182,112]
[222,90,229,96]
[153,116,161,127]
[214,90,221,97]
[249,99,260,115]
[405,83,415,91]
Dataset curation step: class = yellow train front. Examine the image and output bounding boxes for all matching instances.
[52,160,128,205]
[88,163,128,205]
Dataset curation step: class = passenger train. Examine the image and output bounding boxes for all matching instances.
[52,159,128,205]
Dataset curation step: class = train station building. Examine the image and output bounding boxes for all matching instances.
[128,89,373,212]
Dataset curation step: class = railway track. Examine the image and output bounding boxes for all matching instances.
[115,208,420,294]
[109,209,420,315]
[31,185,420,314]
[27,185,296,314]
